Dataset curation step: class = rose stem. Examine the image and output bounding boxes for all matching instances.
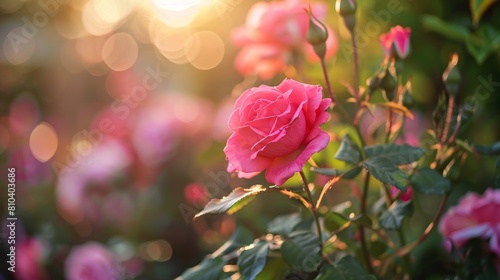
[440,95,455,143]
[359,171,374,274]
[351,30,361,108]
[385,110,393,143]
[299,171,323,252]
[320,58,352,122]
[384,102,411,276]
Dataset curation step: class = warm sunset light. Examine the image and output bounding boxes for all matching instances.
[1,0,499,279]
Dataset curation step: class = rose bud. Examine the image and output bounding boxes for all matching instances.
[442,53,461,96]
[336,0,357,31]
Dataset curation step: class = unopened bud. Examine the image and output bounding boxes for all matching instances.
[366,75,381,91]
[306,9,328,59]
[402,88,414,109]
[336,0,356,31]
[380,68,397,101]
[443,53,461,96]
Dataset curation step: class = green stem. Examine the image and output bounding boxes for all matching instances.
[397,229,412,278]
[385,110,393,143]
[359,172,374,274]
[441,95,455,143]
[320,58,351,122]
[299,171,323,251]
[351,30,361,106]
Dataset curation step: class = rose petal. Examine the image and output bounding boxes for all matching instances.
[259,112,307,158]
[304,98,331,143]
[265,131,329,185]
[224,133,271,172]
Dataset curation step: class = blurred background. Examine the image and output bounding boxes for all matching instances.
[0,0,499,279]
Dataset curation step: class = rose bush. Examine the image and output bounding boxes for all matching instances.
[224,78,331,185]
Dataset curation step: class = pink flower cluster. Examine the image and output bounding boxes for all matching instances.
[439,189,500,269]
[232,0,338,79]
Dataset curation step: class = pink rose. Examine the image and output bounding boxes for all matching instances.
[232,0,338,79]
[65,242,121,280]
[379,25,411,59]
[224,78,331,185]
[439,189,500,265]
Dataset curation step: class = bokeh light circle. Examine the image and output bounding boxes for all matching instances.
[3,27,36,65]
[29,122,58,163]
[102,32,138,71]
[185,31,225,70]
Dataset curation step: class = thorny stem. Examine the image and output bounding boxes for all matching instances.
[359,172,374,274]
[299,171,323,251]
[351,30,361,107]
[385,110,394,143]
[320,58,351,122]
[441,95,455,143]
[398,228,412,278]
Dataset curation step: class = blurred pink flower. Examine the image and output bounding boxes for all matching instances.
[232,0,338,79]
[395,114,426,147]
[224,78,331,185]
[57,139,132,224]
[8,95,40,136]
[380,26,411,59]
[439,189,500,267]
[132,104,179,166]
[65,242,121,280]
[390,185,413,202]
[184,183,208,206]
[16,238,47,280]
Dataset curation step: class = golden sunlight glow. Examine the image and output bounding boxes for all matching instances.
[150,0,216,27]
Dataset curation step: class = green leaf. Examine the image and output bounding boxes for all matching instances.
[362,144,424,190]
[369,240,390,260]
[178,256,228,280]
[238,240,269,280]
[335,135,361,164]
[410,167,451,195]
[281,233,322,272]
[267,213,302,237]
[324,212,350,232]
[422,15,470,42]
[364,144,426,165]
[310,167,362,179]
[470,0,498,26]
[315,255,376,280]
[350,214,372,227]
[254,257,289,280]
[465,25,500,64]
[456,139,476,154]
[211,226,255,258]
[362,157,408,191]
[310,167,344,176]
[474,141,500,155]
[379,200,413,230]
[195,185,266,218]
